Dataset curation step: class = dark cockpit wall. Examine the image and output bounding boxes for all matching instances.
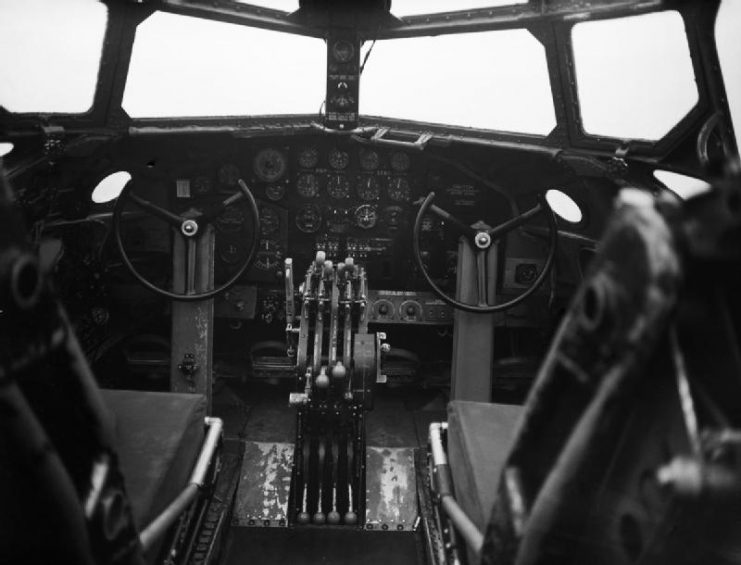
[1,1,740,565]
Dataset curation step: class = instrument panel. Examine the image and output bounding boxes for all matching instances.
[114,133,551,325]
[177,139,425,288]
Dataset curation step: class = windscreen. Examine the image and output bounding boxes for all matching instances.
[122,11,325,118]
[360,29,556,135]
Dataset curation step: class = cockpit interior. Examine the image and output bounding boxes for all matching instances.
[1,1,740,564]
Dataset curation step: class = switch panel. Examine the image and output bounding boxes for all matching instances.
[367,290,453,325]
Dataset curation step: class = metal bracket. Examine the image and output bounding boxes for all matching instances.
[376,332,389,384]
[607,143,631,179]
[177,353,199,385]
[41,125,65,160]
[362,128,433,152]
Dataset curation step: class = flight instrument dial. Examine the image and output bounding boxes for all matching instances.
[296,204,322,233]
[327,174,350,199]
[356,176,381,201]
[253,148,288,183]
[297,173,320,198]
[298,146,320,169]
[354,204,378,229]
[388,177,411,202]
[329,148,350,170]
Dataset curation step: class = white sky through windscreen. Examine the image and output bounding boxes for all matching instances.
[572,11,698,141]
[360,30,556,135]
[0,0,106,113]
[123,11,325,117]
[0,0,739,150]
[716,0,741,153]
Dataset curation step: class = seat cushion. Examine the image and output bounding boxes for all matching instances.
[101,389,206,530]
[447,400,522,532]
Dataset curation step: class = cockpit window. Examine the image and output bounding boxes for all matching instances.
[390,0,527,18]
[122,12,325,118]
[572,11,698,141]
[360,30,556,135]
[716,0,741,153]
[0,0,107,114]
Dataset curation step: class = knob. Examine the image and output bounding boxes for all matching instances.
[344,511,358,525]
[344,257,355,274]
[316,368,330,389]
[331,362,347,380]
[297,511,310,525]
[323,260,334,277]
[378,303,389,315]
[327,511,341,525]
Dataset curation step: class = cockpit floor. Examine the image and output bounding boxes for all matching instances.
[214,381,444,565]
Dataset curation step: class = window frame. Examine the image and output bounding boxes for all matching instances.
[0,0,730,167]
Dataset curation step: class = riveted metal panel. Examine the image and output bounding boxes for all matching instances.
[234,441,294,527]
[365,446,418,532]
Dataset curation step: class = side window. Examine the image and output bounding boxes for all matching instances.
[716,0,741,153]
[572,11,698,141]
[0,0,107,113]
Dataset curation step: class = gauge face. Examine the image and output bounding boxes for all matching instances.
[253,148,288,183]
[359,149,380,171]
[296,204,322,233]
[328,148,350,170]
[265,184,285,201]
[326,207,350,234]
[388,177,411,202]
[390,152,411,172]
[332,40,355,63]
[354,204,378,230]
[215,206,245,233]
[218,164,240,187]
[296,173,320,198]
[255,239,283,271]
[356,176,381,201]
[219,240,245,265]
[259,206,280,236]
[383,206,404,229]
[298,146,320,169]
[193,175,212,195]
[327,174,350,199]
